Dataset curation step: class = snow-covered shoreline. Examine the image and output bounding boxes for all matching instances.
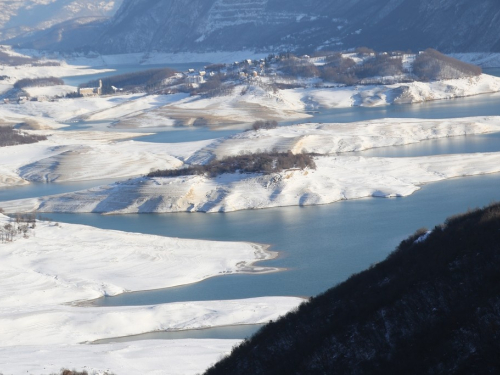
[2,116,500,214]
[280,74,500,110]
[0,214,301,374]
[0,130,203,187]
[1,297,302,346]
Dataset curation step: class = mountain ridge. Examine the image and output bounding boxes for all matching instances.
[5,0,500,54]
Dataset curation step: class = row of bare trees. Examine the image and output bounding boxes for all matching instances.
[0,212,36,243]
[148,151,317,179]
[14,77,64,89]
[275,49,481,85]
[413,49,482,81]
[0,127,47,147]
[252,120,278,131]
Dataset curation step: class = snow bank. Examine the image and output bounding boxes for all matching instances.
[0,165,29,187]
[141,84,310,127]
[18,141,183,183]
[83,94,190,122]
[6,152,500,214]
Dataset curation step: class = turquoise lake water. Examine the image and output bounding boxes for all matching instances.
[45,172,500,308]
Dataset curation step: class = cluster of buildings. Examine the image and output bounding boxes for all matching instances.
[183,58,273,85]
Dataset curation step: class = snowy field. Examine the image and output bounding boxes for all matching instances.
[0,340,240,375]
[0,130,198,186]
[0,214,302,374]
[191,117,500,162]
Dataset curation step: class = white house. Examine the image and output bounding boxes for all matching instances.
[78,80,103,96]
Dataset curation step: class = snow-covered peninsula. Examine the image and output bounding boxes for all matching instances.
[189,117,500,161]
[0,130,206,187]
[6,152,500,214]
[1,116,499,188]
[0,215,280,307]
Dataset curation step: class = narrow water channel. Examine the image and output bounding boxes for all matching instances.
[93,324,265,344]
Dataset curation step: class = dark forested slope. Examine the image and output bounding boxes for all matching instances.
[205,202,500,375]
